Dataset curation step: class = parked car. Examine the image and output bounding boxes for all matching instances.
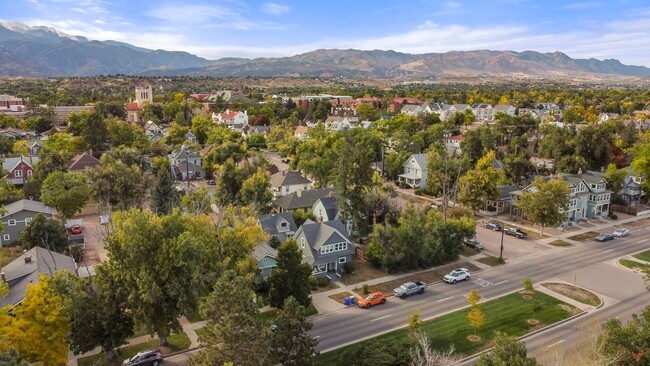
[463,238,485,250]
[483,222,502,231]
[429,203,440,210]
[280,157,291,163]
[595,233,614,242]
[613,228,630,237]
[122,349,164,366]
[69,225,82,234]
[357,292,387,308]
[393,281,427,298]
[443,268,471,284]
[504,227,528,239]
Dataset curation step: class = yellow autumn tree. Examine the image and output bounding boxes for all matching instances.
[4,273,70,366]
[467,288,482,307]
[467,307,485,335]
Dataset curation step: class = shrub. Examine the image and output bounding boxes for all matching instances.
[309,276,319,291]
[362,284,369,295]
[344,261,357,274]
[522,276,533,291]
[317,277,330,288]
[414,188,423,196]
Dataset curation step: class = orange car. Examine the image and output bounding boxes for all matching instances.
[357,292,387,308]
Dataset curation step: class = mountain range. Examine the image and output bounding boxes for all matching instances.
[1,21,649,78]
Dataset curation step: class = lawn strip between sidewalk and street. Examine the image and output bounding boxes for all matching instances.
[77,333,191,366]
[568,231,600,242]
[314,290,580,366]
[632,250,650,262]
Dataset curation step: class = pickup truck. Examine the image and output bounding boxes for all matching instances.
[393,281,427,298]
[504,227,528,239]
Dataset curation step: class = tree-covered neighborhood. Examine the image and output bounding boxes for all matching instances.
[0,74,650,366]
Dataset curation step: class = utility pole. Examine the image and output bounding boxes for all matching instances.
[185,149,190,190]
[499,225,504,261]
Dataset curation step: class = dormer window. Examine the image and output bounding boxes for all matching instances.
[280,222,287,228]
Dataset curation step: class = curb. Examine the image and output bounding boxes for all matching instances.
[164,346,203,358]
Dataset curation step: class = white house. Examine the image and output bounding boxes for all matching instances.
[270,170,312,198]
[400,104,424,116]
[472,103,494,121]
[398,153,428,189]
[445,135,464,154]
[495,104,517,117]
[212,109,249,126]
[598,113,620,124]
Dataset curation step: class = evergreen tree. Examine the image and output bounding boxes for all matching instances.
[269,296,319,366]
[269,240,313,308]
[151,167,178,215]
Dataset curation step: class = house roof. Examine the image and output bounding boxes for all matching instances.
[403,154,428,170]
[295,126,309,135]
[67,152,100,172]
[1,199,56,218]
[497,185,521,200]
[258,212,298,236]
[252,243,278,261]
[273,187,336,211]
[2,155,38,173]
[174,161,204,175]
[126,102,139,112]
[298,219,349,251]
[495,104,515,111]
[170,145,200,161]
[314,196,338,221]
[0,247,76,307]
[270,170,312,188]
[449,135,464,141]
[198,144,214,157]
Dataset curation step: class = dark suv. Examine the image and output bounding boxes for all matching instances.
[483,222,502,231]
[122,349,164,366]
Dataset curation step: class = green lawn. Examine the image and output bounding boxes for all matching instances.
[306,303,319,316]
[0,247,22,267]
[185,310,205,324]
[315,291,578,366]
[568,231,599,242]
[632,250,650,263]
[548,240,573,247]
[619,259,650,271]
[77,333,191,366]
[476,255,505,266]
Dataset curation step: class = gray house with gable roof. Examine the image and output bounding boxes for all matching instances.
[270,170,312,198]
[258,212,297,244]
[1,199,56,246]
[398,153,428,189]
[294,219,355,279]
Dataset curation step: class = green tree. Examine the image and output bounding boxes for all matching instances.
[105,209,203,346]
[214,158,243,204]
[517,176,570,235]
[40,171,89,221]
[522,277,533,291]
[191,271,269,366]
[269,296,319,366]
[106,119,148,149]
[51,267,134,361]
[458,150,504,213]
[180,187,213,215]
[87,152,148,210]
[599,305,650,365]
[191,116,216,145]
[269,239,313,308]
[356,103,381,121]
[632,131,650,199]
[67,111,109,154]
[239,168,273,208]
[20,213,69,253]
[427,147,469,221]
[604,163,627,205]
[0,349,28,366]
[150,167,178,215]
[475,332,538,366]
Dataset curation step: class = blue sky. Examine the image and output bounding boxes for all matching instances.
[2,0,650,66]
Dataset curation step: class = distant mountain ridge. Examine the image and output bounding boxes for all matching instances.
[0,21,649,78]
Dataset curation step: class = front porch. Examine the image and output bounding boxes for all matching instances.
[398,173,422,189]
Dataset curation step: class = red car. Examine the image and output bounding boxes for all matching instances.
[70,225,82,234]
[357,292,387,308]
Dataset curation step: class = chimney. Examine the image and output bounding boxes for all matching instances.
[296,189,302,198]
[282,170,286,177]
[1,272,5,282]
[318,216,323,223]
[24,256,32,263]
[578,167,583,175]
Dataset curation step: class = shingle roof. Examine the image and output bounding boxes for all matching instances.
[497,185,521,200]
[314,196,338,221]
[67,152,100,172]
[252,243,278,261]
[299,219,349,250]
[1,199,56,218]
[404,154,428,170]
[273,187,336,211]
[258,212,297,236]
[0,247,76,307]
[270,170,312,188]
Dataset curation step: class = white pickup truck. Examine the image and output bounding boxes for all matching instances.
[393,281,427,298]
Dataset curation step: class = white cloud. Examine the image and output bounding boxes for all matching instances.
[262,3,290,15]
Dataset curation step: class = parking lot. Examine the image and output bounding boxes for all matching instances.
[475,223,550,260]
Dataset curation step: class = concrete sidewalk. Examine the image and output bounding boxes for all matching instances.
[533,281,602,313]
[310,255,494,315]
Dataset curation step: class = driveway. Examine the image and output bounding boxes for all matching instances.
[262,150,290,171]
[77,214,109,266]
[475,224,550,260]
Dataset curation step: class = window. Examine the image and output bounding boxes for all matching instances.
[3,234,9,241]
[301,238,305,248]
[280,222,287,228]
[320,242,348,255]
[7,220,15,226]
[14,170,22,177]
[338,257,346,264]
[27,170,32,177]
[24,218,31,224]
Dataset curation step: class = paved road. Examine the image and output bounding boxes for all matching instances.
[161,349,199,365]
[310,228,650,353]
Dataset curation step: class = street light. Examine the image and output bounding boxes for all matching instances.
[499,226,504,261]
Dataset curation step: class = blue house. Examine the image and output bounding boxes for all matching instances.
[294,219,355,280]
[252,243,277,279]
[258,212,297,244]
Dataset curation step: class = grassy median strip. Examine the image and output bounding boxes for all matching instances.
[568,231,599,242]
[541,282,601,307]
[314,291,579,366]
[77,333,191,366]
[476,255,505,266]
[548,240,572,247]
[619,258,650,271]
[632,250,650,263]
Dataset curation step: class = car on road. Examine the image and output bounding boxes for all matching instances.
[357,292,387,308]
[613,228,630,237]
[504,227,528,239]
[595,232,614,242]
[122,349,164,366]
[463,238,485,251]
[393,281,427,298]
[443,268,471,284]
[69,225,82,234]
[483,222,502,231]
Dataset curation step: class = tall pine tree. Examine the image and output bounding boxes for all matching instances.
[269,239,313,308]
[150,167,178,215]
